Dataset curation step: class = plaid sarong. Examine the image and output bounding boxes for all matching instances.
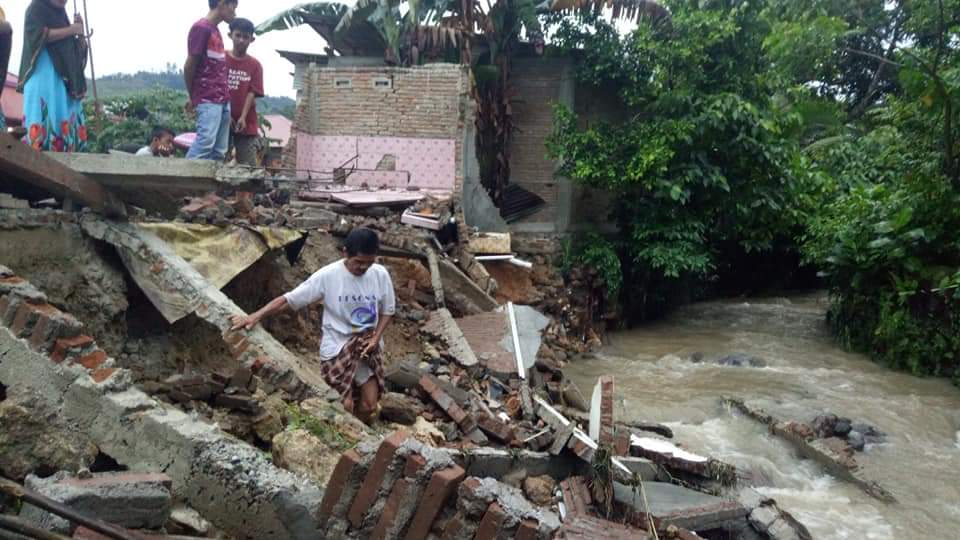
[320,333,385,400]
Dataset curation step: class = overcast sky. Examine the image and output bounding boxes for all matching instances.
[3,1,342,98]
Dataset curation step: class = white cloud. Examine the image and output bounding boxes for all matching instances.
[3,0,345,98]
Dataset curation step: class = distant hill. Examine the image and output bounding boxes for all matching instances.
[92,68,295,118]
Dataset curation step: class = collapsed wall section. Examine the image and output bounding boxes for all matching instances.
[0,267,327,538]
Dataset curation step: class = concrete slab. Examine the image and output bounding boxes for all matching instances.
[613,482,747,532]
[22,471,173,532]
[438,259,498,314]
[80,216,345,403]
[46,153,263,216]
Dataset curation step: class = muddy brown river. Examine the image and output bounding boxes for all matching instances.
[565,294,960,539]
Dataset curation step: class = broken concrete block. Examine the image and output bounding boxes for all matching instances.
[385,362,471,405]
[272,429,342,485]
[379,392,425,425]
[22,471,173,532]
[457,477,561,537]
[630,435,736,486]
[438,259,498,314]
[475,412,516,444]
[466,232,511,255]
[0,398,98,481]
[613,481,747,532]
[419,375,478,434]
[549,424,576,456]
[523,475,557,507]
[167,505,213,536]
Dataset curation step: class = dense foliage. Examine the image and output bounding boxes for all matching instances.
[547,0,960,381]
[546,3,809,320]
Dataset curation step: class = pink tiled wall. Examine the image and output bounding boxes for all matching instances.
[297,133,456,191]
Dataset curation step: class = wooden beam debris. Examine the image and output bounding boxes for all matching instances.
[0,133,125,218]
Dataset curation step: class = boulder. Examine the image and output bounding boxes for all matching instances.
[811,414,839,438]
[271,429,341,484]
[0,399,98,480]
[847,431,866,452]
[411,416,446,446]
[717,353,767,368]
[252,393,287,444]
[380,392,425,425]
[523,475,557,507]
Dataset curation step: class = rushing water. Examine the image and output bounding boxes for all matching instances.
[565,294,960,539]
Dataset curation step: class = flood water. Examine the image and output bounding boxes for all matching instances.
[565,294,960,539]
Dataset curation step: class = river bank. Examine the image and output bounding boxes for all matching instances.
[566,294,960,539]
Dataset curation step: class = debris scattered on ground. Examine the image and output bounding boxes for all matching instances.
[725,397,897,502]
[0,158,820,539]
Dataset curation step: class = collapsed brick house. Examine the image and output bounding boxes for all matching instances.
[278,45,618,236]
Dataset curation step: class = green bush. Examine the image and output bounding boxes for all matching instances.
[83,87,193,154]
[546,5,807,320]
[804,128,960,377]
[562,234,623,303]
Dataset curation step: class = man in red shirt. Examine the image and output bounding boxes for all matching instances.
[184,0,237,161]
[226,18,264,166]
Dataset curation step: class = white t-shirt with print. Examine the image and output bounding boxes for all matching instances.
[283,260,396,361]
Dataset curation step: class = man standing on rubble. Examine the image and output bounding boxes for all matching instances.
[184,0,237,160]
[230,228,396,425]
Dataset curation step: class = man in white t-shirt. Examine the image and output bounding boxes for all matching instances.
[230,228,396,424]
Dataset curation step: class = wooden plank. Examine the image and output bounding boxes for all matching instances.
[0,133,125,217]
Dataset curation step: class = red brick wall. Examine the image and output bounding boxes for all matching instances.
[292,64,471,190]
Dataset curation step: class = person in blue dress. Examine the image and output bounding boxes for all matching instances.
[16,0,88,151]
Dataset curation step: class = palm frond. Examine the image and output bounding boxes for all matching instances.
[335,0,386,38]
[541,0,670,26]
[256,2,349,35]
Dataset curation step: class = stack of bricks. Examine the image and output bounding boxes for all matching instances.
[558,477,652,539]
[220,326,312,402]
[317,430,561,540]
[598,375,615,446]
[0,264,120,385]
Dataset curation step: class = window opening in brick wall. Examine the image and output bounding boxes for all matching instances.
[372,77,393,90]
[334,78,353,89]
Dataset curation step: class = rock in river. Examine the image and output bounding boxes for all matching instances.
[717,353,767,368]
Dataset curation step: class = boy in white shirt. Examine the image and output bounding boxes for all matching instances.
[230,228,396,424]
